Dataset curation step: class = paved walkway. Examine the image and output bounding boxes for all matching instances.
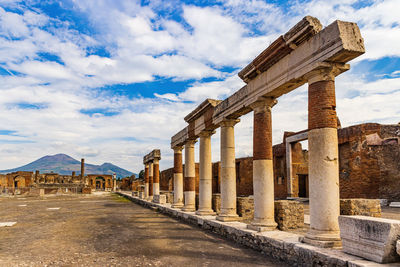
[0,193,286,266]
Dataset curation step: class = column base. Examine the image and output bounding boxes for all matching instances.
[216,214,239,222]
[247,220,277,232]
[302,229,342,248]
[146,196,153,201]
[196,209,216,216]
[181,205,195,212]
[171,203,184,208]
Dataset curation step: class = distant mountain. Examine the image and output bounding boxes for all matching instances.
[0,154,134,178]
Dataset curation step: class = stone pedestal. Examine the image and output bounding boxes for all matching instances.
[217,119,239,222]
[153,194,167,204]
[304,71,341,248]
[172,146,184,208]
[248,99,277,231]
[182,140,196,212]
[196,131,215,216]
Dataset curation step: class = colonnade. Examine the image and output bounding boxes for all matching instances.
[170,68,341,246]
[143,149,161,203]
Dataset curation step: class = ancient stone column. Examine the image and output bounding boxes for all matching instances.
[172,146,184,208]
[303,69,341,248]
[153,158,160,197]
[35,170,39,183]
[217,119,240,221]
[144,164,149,199]
[148,161,154,201]
[196,130,215,216]
[248,98,278,231]
[182,140,196,212]
[81,158,85,185]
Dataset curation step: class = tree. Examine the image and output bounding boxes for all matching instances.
[138,170,144,179]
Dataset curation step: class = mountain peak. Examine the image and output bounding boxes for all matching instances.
[0,154,133,178]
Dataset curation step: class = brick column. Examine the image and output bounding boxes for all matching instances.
[303,69,341,248]
[81,158,85,185]
[182,140,196,212]
[172,146,184,208]
[196,130,215,216]
[248,98,278,231]
[217,119,240,222]
[152,158,160,200]
[148,161,154,201]
[144,164,149,199]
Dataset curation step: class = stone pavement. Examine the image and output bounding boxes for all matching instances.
[0,193,286,266]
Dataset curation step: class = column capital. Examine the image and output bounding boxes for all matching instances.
[305,63,349,85]
[153,158,159,164]
[198,130,215,137]
[173,146,184,153]
[220,118,240,127]
[145,163,149,168]
[185,139,197,146]
[250,97,277,113]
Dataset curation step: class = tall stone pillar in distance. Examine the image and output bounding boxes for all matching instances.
[196,130,215,216]
[172,146,184,208]
[303,69,341,248]
[152,158,160,200]
[148,161,154,201]
[144,164,149,199]
[182,140,196,212]
[81,158,85,185]
[217,119,240,222]
[248,98,278,231]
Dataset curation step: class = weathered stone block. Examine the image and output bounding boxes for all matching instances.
[212,193,220,213]
[82,187,91,194]
[339,215,400,263]
[139,191,144,199]
[340,199,381,217]
[274,200,304,230]
[237,196,254,219]
[153,194,166,204]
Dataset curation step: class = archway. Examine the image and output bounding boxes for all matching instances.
[95,177,105,190]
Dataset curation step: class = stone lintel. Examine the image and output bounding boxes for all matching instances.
[184,99,221,123]
[143,149,161,164]
[239,16,323,83]
[213,20,364,126]
[171,126,189,149]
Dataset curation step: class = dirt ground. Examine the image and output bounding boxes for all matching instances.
[0,193,287,267]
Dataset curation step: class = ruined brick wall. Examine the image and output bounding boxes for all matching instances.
[160,167,173,191]
[338,123,400,201]
[340,199,381,217]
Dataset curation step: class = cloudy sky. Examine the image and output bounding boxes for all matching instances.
[0,0,399,173]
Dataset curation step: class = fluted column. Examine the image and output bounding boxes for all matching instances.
[196,130,215,216]
[152,158,160,199]
[248,98,277,231]
[144,164,149,199]
[148,161,154,201]
[303,68,341,248]
[217,119,240,222]
[172,146,184,208]
[182,140,196,212]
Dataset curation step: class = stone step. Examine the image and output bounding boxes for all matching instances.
[389,202,400,208]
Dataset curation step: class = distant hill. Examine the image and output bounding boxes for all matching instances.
[0,154,135,178]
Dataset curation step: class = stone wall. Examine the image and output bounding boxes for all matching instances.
[274,200,304,230]
[237,196,254,219]
[340,199,381,217]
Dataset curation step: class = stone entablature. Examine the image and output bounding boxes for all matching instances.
[143,149,161,164]
[171,17,364,147]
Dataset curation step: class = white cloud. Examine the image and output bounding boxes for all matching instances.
[0,0,398,174]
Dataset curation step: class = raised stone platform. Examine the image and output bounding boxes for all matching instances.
[153,194,166,204]
[117,192,400,267]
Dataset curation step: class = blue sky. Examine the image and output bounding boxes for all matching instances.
[0,0,399,173]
